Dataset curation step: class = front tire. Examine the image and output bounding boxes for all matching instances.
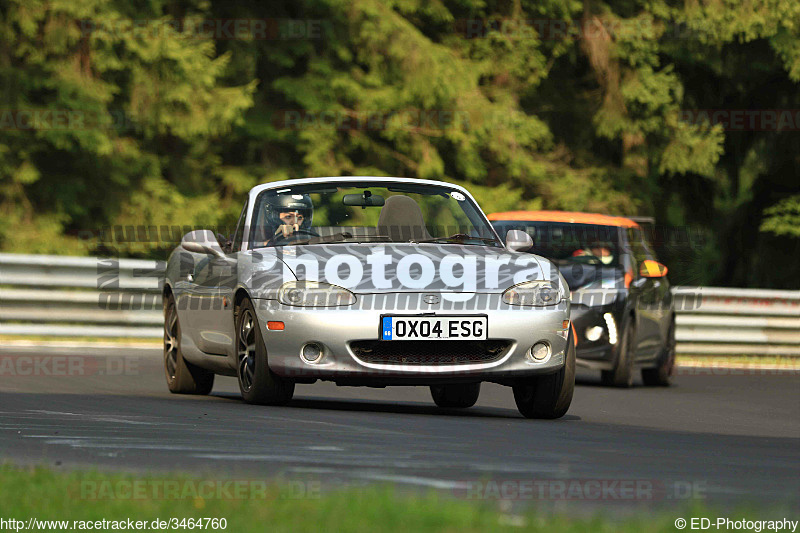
[513,332,576,419]
[163,294,214,395]
[642,319,675,386]
[236,298,294,405]
[601,316,635,388]
[430,383,481,408]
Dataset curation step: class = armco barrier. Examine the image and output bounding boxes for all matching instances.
[1,253,798,356]
[0,253,163,338]
[672,287,799,356]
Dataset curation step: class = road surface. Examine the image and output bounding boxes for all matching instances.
[0,345,797,512]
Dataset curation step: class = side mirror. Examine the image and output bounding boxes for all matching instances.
[639,259,668,278]
[216,232,232,254]
[505,230,533,252]
[181,230,226,258]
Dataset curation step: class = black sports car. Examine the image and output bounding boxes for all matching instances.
[490,211,675,387]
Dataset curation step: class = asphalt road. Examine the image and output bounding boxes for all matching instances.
[0,344,798,512]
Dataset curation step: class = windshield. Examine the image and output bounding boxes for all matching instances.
[492,221,621,267]
[250,182,502,248]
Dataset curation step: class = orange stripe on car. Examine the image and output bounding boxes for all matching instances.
[487,210,640,228]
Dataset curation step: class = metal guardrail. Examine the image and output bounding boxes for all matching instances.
[0,254,164,338]
[1,253,798,356]
[672,287,800,356]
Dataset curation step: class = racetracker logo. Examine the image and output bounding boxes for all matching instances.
[73,479,320,500]
[77,18,329,40]
[272,109,469,131]
[452,478,706,501]
[679,109,800,131]
[0,356,139,377]
[453,18,722,41]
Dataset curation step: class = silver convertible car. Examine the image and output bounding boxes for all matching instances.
[163,177,575,418]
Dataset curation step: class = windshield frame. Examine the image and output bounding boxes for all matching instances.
[247,179,504,250]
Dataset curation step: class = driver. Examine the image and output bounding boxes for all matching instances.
[262,193,314,244]
[572,240,614,265]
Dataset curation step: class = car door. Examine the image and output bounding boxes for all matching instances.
[641,229,672,355]
[625,227,662,360]
[185,202,247,356]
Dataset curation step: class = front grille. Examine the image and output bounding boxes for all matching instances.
[350,340,511,365]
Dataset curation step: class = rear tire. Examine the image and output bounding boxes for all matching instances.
[163,294,214,395]
[430,383,481,408]
[513,332,576,419]
[601,316,635,388]
[236,298,295,405]
[642,319,675,386]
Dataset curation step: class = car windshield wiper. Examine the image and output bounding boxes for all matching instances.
[414,233,500,245]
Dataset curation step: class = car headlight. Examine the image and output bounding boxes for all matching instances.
[278,281,356,307]
[502,280,563,306]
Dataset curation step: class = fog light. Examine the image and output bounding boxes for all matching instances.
[301,343,322,362]
[585,326,603,342]
[529,342,550,362]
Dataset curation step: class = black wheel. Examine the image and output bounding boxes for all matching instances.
[163,294,214,395]
[601,316,635,388]
[236,298,295,405]
[642,318,675,386]
[430,383,481,408]
[513,332,576,419]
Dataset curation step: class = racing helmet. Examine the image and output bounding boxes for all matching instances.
[263,193,314,232]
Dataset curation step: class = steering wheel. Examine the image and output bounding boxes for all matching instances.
[272,228,320,243]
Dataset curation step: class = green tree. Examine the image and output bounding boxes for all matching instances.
[0,0,254,256]
[1,0,797,288]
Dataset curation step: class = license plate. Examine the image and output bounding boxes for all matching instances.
[380,316,487,341]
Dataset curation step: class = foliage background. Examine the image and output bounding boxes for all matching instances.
[1,0,798,288]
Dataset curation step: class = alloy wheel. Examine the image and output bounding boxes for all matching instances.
[164,305,179,380]
[238,309,256,392]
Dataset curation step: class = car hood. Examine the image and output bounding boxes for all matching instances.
[268,243,556,294]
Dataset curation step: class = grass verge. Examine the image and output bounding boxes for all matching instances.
[0,465,782,532]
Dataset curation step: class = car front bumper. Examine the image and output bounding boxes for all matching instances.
[252,294,570,384]
[570,303,619,370]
